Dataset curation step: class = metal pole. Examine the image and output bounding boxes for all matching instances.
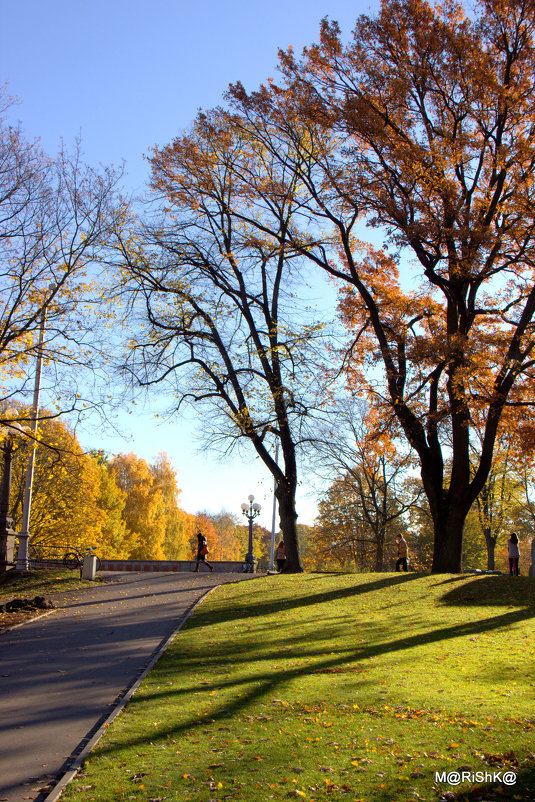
[269,443,279,572]
[0,439,16,571]
[247,511,254,569]
[242,495,260,572]
[16,305,47,571]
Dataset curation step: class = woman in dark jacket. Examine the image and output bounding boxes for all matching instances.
[194,531,214,573]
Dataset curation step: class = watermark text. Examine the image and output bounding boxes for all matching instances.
[435,770,516,786]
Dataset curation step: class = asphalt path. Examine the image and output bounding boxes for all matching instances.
[0,570,256,802]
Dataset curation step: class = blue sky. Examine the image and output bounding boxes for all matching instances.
[1,0,376,525]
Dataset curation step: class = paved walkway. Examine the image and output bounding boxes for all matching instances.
[0,571,256,802]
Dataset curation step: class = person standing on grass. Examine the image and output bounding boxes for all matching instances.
[507,532,520,576]
[194,531,214,573]
[395,534,409,572]
[275,540,286,572]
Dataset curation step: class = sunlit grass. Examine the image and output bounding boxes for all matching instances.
[0,568,100,603]
[63,573,535,801]
[0,568,104,631]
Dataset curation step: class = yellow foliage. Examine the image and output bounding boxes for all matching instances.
[109,452,166,560]
[9,412,104,553]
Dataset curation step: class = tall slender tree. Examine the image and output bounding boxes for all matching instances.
[0,89,124,420]
[115,112,327,571]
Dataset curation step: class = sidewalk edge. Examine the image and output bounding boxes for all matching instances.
[0,608,56,636]
[43,584,218,802]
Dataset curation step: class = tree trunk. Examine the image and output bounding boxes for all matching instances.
[375,530,384,572]
[275,480,303,573]
[431,503,467,573]
[484,529,497,571]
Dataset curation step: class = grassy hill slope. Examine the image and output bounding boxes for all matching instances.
[64,573,535,802]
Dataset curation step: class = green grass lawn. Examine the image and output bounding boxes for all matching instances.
[63,573,534,802]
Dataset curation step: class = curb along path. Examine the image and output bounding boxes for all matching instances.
[0,571,258,802]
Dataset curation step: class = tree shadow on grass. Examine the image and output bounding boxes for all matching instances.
[439,575,535,608]
[55,583,215,609]
[438,759,535,800]
[185,571,423,630]
[90,574,535,760]
[431,574,479,587]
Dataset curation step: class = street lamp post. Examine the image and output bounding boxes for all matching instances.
[0,436,16,572]
[241,494,261,573]
[0,423,30,572]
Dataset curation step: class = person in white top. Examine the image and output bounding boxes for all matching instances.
[395,535,408,572]
[507,532,520,576]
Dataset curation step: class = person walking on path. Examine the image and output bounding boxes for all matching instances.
[275,540,286,572]
[507,532,520,576]
[194,531,214,573]
[395,534,409,572]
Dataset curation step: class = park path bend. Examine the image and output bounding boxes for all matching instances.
[0,571,253,802]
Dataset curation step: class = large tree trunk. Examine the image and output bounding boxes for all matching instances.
[419,391,477,573]
[275,479,303,573]
[430,502,468,573]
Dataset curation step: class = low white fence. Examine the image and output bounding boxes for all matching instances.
[98,559,248,573]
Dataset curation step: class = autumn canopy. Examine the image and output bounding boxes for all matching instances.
[100,0,535,571]
[221,0,535,571]
[5,0,535,573]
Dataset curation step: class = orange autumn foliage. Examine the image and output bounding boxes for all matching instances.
[227,0,535,571]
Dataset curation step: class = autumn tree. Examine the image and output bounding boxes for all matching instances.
[114,111,327,572]
[8,411,105,553]
[405,480,435,571]
[4,408,193,562]
[296,523,315,570]
[310,401,420,570]
[313,470,410,571]
[109,453,165,559]
[91,452,134,558]
[312,477,371,570]
[205,512,242,561]
[107,451,196,560]
[472,448,520,570]
[0,88,123,423]
[165,507,197,560]
[226,0,535,571]
[150,452,189,559]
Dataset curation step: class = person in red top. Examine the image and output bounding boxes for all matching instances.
[395,535,408,572]
[275,540,286,572]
